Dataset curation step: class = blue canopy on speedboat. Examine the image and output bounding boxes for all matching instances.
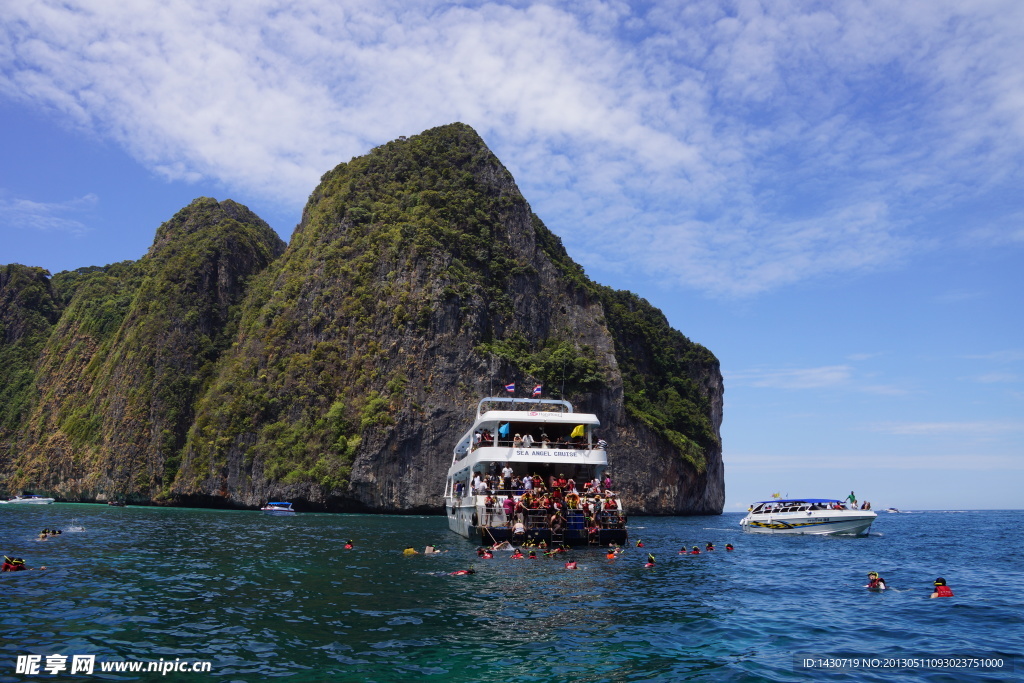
[752,499,842,504]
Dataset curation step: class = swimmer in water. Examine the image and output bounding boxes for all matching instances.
[865,571,886,591]
[344,539,354,550]
[644,553,655,568]
[690,546,700,555]
[636,539,644,548]
[1,556,45,571]
[450,568,475,576]
[565,560,579,569]
[403,547,419,555]
[511,549,524,559]
[528,550,537,559]
[705,542,715,551]
[930,577,954,598]
[725,544,734,551]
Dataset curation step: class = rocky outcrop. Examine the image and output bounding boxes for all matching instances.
[0,124,723,514]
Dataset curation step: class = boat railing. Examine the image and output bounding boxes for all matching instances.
[473,504,624,530]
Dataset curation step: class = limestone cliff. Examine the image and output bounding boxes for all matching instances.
[0,124,723,514]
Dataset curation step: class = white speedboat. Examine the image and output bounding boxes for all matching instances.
[739,498,876,535]
[444,397,627,547]
[0,494,54,505]
[260,502,295,515]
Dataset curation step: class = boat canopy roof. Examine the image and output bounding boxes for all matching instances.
[477,409,600,426]
[267,502,292,506]
[752,498,843,504]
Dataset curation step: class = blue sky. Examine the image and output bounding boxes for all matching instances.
[2,0,1021,509]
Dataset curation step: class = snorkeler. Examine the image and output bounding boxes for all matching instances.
[690,546,700,555]
[450,568,475,576]
[1,556,45,571]
[644,554,655,568]
[705,542,715,551]
[565,560,578,570]
[725,544,734,551]
[344,539,354,549]
[510,549,524,559]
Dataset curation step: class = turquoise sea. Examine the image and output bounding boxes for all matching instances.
[1,504,1020,682]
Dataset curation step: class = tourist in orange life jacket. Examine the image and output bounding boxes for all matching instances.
[450,568,475,575]
[725,544,734,551]
[690,546,701,555]
[679,546,688,554]
[930,577,954,598]
[644,553,655,568]
[511,549,524,559]
[705,542,715,551]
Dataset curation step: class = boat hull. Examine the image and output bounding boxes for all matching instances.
[740,512,876,535]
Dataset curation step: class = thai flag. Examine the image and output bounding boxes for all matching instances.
[532,384,542,396]
[504,383,515,393]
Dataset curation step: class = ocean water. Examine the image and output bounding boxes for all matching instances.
[1,505,1020,682]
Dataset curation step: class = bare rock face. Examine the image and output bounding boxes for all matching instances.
[0,124,723,515]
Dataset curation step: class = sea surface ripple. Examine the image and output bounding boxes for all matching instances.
[2,505,1020,682]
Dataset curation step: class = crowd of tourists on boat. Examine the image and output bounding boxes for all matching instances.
[470,430,606,451]
[453,468,625,538]
[750,500,867,513]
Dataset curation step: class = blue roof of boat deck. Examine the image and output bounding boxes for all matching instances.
[268,502,292,505]
[753,499,842,504]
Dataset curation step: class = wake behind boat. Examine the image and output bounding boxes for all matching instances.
[444,397,627,547]
[0,494,54,505]
[740,498,876,535]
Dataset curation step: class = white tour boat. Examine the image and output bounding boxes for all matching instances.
[260,502,296,515]
[739,498,876,535]
[444,397,627,547]
[0,494,54,505]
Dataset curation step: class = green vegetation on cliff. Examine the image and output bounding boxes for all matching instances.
[2,124,722,511]
[4,199,284,498]
[0,265,62,439]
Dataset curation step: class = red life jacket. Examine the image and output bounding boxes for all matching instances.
[935,585,954,597]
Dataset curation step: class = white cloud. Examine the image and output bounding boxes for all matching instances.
[727,451,1022,471]
[0,193,98,234]
[1,0,1022,295]
[727,365,853,390]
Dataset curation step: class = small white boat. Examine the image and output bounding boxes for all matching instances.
[740,498,876,535]
[260,502,295,515]
[0,494,55,505]
[886,507,901,513]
